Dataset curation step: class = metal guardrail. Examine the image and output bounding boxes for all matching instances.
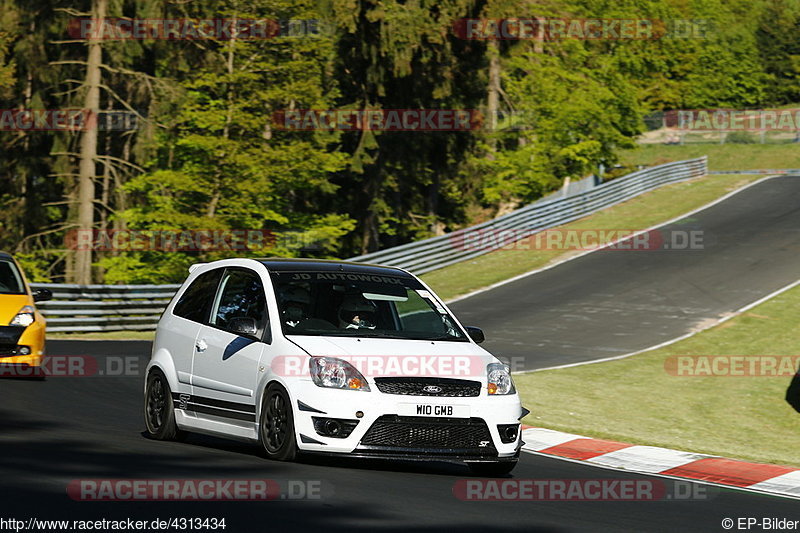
[350,157,707,273]
[31,157,706,332]
[30,283,180,332]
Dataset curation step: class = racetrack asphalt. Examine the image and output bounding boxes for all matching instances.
[450,176,800,370]
[3,341,798,532]
[4,176,800,531]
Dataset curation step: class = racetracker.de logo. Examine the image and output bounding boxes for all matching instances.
[0,355,140,378]
[0,109,138,132]
[272,355,485,378]
[666,109,800,131]
[453,479,710,501]
[67,479,325,501]
[448,229,704,252]
[272,109,484,131]
[452,18,710,40]
[66,229,286,252]
[68,18,325,40]
[664,355,800,377]
[68,480,279,501]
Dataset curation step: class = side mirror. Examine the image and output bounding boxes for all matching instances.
[228,317,258,337]
[32,288,53,302]
[465,326,485,344]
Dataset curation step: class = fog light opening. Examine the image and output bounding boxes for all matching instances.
[497,423,519,444]
[17,345,31,356]
[312,417,359,438]
[324,419,342,437]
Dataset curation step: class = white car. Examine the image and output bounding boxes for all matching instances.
[144,258,525,475]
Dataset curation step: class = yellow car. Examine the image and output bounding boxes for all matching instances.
[0,252,51,377]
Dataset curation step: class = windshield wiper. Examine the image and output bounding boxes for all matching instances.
[349,331,410,339]
[297,330,409,339]
[423,334,464,341]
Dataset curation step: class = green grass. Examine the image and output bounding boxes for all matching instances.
[48,330,155,341]
[51,171,771,341]
[516,283,800,468]
[620,144,800,171]
[422,174,763,301]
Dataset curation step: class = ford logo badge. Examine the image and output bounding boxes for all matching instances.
[422,385,442,394]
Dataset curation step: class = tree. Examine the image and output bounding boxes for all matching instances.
[73,0,106,284]
[0,27,14,92]
[329,0,486,252]
[756,0,800,105]
[102,0,352,282]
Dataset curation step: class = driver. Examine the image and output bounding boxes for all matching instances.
[337,294,378,330]
[279,285,311,327]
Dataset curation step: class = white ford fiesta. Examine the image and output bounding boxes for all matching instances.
[144,258,526,475]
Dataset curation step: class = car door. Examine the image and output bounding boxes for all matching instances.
[164,268,223,393]
[190,267,270,422]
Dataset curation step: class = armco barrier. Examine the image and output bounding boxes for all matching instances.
[29,283,180,332]
[350,157,707,273]
[31,157,706,332]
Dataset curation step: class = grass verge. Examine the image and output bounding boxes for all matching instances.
[48,330,155,341]
[515,283,800,467]
[620,144,800,171]
[423,174,764,301]
[49,173,767,341]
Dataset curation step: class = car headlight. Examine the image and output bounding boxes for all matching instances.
[10,306,35,327]
[309,357,370,391]
[487,362,515,395]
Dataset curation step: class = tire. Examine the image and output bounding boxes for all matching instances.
[786,372,800,413]
[144,369,184,441]
[259,383,298,461]
[468,461,517,477]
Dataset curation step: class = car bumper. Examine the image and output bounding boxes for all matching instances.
[0,323,46,376]
[304,449,521,464]
[289,379,524,460]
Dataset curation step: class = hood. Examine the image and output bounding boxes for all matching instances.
[286,335,496,380]
[0,294,33,326]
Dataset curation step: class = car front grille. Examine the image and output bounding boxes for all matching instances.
[360,415,496,453]
[0,326,25,347]
[374,377,481,397]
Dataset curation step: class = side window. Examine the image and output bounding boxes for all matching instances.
[209,269,269,339]
[173,269,223,323]
[395,290,450,335]
[0,260,25,294]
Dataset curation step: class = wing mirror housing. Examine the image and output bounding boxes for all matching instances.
[465,326,485,344]
[32,288,53,302]
[228,317,258,337]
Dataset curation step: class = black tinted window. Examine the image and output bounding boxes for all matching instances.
[173,269,223,323]
[270,272,467,342]
[210,269,268,337]
[0,260,25,294]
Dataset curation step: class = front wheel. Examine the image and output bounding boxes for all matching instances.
[259,383,298,461]
[144,370,184,441]
[468,461,517,477]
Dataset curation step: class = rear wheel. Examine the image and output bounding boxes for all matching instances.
[144,370,184,441]
[468,461,517,477]
[259,383,298,461]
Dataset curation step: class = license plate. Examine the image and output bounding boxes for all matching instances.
[398,403,470,418]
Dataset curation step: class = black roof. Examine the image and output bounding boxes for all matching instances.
[258,258,413,278]
[0,251,13,260]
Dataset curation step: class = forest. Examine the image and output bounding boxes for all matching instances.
[0,0,797,283]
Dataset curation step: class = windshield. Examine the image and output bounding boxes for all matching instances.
[270,271,468,342]
[0,260,25,295]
